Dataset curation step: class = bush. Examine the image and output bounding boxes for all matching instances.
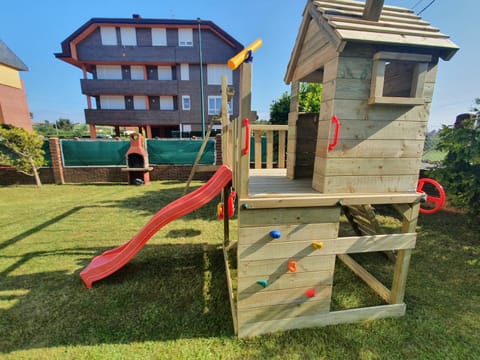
[428,117,479,216]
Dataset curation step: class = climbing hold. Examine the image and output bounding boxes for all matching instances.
[287,260,297,273]
[241,203,249,210]
[270,230,281,239]
[217,203,224,220]
[312,241,324,249]
[256,279,268,288]
[305,288,316,298]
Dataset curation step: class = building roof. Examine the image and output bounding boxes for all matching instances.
[285,0,459,83]
[0,39,28,71]
[55,16,243,60]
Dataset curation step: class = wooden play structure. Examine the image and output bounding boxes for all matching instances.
[220,0,458,337]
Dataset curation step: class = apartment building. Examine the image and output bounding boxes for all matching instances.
[0,39,31,131]
[55,16,243,138]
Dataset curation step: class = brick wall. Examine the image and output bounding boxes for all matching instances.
[0,135,223,185]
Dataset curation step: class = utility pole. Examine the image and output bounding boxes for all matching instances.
[197,18,205,139]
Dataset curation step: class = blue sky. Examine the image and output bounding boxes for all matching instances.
[1,0,477,130]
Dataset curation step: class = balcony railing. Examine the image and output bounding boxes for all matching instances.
[81,79,179,96]
[84,109,180,126]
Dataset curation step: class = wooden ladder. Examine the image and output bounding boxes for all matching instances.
[343,205,396,261]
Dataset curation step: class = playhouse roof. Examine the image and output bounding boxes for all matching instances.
[285,0,458,83]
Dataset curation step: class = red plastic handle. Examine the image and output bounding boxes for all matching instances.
[328,115,340,151]
[416,178,446,214]
[242,118,250,155]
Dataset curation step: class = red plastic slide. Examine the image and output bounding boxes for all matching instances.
[80,165,232,288]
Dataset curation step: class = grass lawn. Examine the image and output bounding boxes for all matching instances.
[0,181,479,359]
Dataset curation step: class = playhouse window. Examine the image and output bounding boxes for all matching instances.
[369,51,431,105]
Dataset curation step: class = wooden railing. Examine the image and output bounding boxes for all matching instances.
[250,124,288,169]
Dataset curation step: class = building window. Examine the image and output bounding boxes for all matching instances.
[208,96,232,115]
[182,96,191,110]
[152,28,167,46]
[120,27,137,46]
[130,66,144,80]
[100,26,117,45]
[178,28,193,46]
[180,64,189,80]
[369,51,431,105]
[158,66,172,80]
[100,95,125,109]
[133,96,147,110]
[207,65,232,85]
[96,65,122,80]
[160,96,174,110]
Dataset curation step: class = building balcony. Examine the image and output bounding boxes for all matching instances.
[85,109,180,126]
[81,79,179,96]
[76,45,228,64]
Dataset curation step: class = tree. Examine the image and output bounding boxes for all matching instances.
[429,101,479,216]
[56,118,73,131]
[269,91,290,125]
[299,83,322,113]
[269,83,323,125]
[0,125,46,187]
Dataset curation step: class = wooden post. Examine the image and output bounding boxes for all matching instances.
[390,202,419,303]
[363,0,384,21]
[237,62,252,199]
[287,81,299,179]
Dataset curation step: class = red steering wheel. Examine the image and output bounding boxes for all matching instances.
[416,178,446,214]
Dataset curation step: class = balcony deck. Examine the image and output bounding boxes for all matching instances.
[245,169,422,209]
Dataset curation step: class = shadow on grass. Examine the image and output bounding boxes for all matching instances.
[99,183,221,221]
[0,243,233,353]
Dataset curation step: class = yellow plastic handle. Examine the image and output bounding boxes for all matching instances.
[228,38,263,70]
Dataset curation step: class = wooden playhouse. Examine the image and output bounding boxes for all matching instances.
[221,0,458,337]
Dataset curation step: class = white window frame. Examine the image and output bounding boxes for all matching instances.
[96,65,122,80]
[180,64,189,81]
[158,66,172,80]
[160,96,174,110]
[178,28,193,47]
[207,65,233,85]
[100,26,117,45]
[182,95,191,111]
[130,66,144,80]
[120,27,137,46]
[208,96,232,115]
[133,96,147,110]
[152,28,167,46]
[100,95,125,110]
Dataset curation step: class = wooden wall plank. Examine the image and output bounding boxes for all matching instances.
[238,270,334,295]
[238,254,337,277]
[238,303,406,337]
[238,299,331,325]
[238,233,416,261]
[315,157,422,176]
[239,207,340,227]
[313,174,419,193]
[316,139,424,158]
[239,223,339,245]
[237,285,332,309]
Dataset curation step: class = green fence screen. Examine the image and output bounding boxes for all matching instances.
[147,139,215,165]
[61,140,130,166]
[60,139,215,167]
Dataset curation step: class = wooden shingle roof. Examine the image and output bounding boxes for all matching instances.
[285,0,458,83]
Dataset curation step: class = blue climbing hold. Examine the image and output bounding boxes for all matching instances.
[270,230,281,239]
[256,279,268,288]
